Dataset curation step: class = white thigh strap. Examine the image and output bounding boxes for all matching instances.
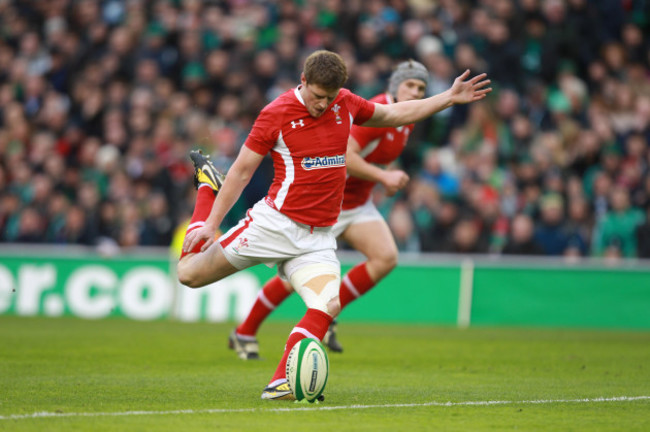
[289,263,340,314]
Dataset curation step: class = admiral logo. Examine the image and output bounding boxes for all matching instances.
[301,154,345,170]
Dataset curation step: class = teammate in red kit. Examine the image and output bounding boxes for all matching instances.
[177,51,491,400]
[229,60,431,360]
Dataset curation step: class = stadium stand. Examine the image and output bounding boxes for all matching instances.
[0,0,649,259]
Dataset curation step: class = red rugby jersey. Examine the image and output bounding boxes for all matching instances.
[342,93,414,210]
[244,87,375,227]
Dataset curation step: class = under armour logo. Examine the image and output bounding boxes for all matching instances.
[291,119,305,128]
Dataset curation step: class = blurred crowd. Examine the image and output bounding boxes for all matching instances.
[0,0,650,260]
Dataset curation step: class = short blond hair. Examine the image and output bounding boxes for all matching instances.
[303,50,348,91]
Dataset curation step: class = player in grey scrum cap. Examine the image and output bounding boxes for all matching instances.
[230,59,439,356]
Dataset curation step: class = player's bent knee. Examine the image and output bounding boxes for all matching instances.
[380,250,398,271]
[368,254,397,282]
[290,263,341,316]
[177,259,202,289]
[368,248,398,278]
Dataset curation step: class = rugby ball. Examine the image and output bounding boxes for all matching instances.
[286,338,329,402]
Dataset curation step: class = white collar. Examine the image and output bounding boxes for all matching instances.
[294,85,305,106]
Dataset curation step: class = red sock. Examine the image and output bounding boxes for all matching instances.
[180,185,215,259]
[339,262,375,310]
[269,308,333,385]
[237,276,291,337]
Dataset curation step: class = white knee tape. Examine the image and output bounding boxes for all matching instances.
[289,263,340,314]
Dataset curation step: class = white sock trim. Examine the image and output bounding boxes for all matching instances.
[342,275,361,298]
[198,183,213,191]
[258,291,276,310]
[290,326,319,340]
[187,221,205,231]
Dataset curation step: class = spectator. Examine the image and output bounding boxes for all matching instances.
[592,186,645,257]
[53,204,94,245]
[15,206,45,243]
[534,193,570,255]
[503,214,544,255]
[420,200,458,253]
[564,195,592,256]
[140,191,174,246]
[448,217,486,254]
[388,201,420,252]
[420,148,460,198]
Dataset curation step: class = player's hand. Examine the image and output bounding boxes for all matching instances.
[449,70,492,105]
[182,225,217,254]
[382,169,410,196]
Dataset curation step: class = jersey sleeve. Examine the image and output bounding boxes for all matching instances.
[346,91,376,125]
[244,108,279,155]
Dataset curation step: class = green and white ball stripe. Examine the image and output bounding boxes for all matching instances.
[286,338,329,402]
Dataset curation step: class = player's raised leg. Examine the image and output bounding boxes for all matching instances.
[177,150,239,287]
[180,151,222,258]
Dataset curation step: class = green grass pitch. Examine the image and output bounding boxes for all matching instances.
[1,316,649,431]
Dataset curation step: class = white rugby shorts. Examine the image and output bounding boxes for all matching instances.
[218,199,339,280]
[330,198,384,238]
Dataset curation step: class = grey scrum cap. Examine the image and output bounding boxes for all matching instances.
[388,60,429,97]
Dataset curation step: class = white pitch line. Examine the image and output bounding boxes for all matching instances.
[1,396,649,421]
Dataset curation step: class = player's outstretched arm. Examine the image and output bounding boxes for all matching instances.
[346,137,409,196]
[183,146,264,253]
[362,70,491,128]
